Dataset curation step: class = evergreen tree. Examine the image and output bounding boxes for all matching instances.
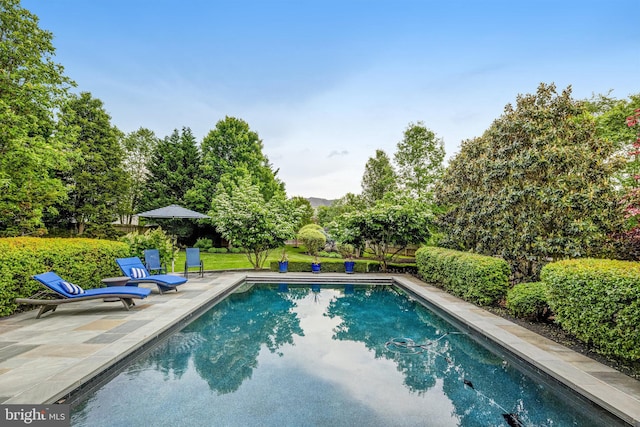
[437,83,624,280]
[53,92,125,236]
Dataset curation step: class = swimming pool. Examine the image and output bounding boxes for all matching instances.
[71,283,623,426]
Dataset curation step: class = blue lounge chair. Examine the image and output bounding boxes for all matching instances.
[184,248,204,278]
[15,272,151,319]
[117,257,187,294]
[144,249,167,274]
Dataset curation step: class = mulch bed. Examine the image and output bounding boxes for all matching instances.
[485,306,640,381]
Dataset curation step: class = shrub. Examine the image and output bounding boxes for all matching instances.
[506,282,550,321]
[207,247,228,253]
[542,259,640,360]
[194,238,213,251]
[229,247,243,254]
[415,246,510,306]
[297,225,326,256]
[0,237,130,316]
[120,228,175,264]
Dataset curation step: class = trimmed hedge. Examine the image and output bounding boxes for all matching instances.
[268,260,417,274]
[415,246,510,306]
[0,237,130,316]
[506,282,550,321]
[542,259,640,360]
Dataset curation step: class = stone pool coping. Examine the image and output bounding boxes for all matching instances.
[0,272,638,425]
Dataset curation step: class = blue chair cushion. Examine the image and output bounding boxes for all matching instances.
[60,281,85,295]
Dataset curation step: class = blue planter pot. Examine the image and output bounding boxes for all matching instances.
[278,261,288,273]
[344,261,355,274]
[311,263,321,273]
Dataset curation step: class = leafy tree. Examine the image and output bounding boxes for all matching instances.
[437,83,624,280]
[187,116,284,212]
[394,121,445,199]
[0,0,75,235]
[332,194,432,271]
[316,193,365,227]
[210,174,298,269]
[360,149,397,205]
[53,92,125,236]
[116,128,158,226]
[586,93,640,189]
[289,196,314,230]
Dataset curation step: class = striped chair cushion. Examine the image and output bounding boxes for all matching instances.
[130,267,147,279]
[60,281,85,295]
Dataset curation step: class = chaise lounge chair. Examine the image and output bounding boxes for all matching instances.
[116,257,188,294]
[15,272,152,319]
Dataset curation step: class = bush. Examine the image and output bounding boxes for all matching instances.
[194,238,213,251]
[506,282,550,321]
[120,228,175,264]
[297,225,326,256]
[542,259,640,360]
[229,247,243,254]
[207,247,228,253]
[415,246,510,306]
[0,237,130,316]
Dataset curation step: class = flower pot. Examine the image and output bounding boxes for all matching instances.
[311,263,321,273]
[344,261,355,274]
[278,260,288,273]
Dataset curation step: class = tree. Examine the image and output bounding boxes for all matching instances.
[361,149,397,205]
[116,128,158,226]
[332,194,432,271]
[316,193,365,227]
[289,196,313,231]
[586,93,640,189]
[53,92,125,236]
[437,83,624,280]
[139,127,201,239]
[210,174,299,269]
[187,116,284,212]
[394,121,445,199]
[0,0,75,235]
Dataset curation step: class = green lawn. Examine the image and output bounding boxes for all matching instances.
[171,245,340,272]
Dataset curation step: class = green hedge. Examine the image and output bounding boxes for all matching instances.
[542,259,640,360]
[415,246,510,306]
[506,281,550,321]
[269,260,368,273]
[0,237,130,317]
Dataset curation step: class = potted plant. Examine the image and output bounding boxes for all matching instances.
[339,243,356,274]
[278,248,289,273]
[311,256,321,273]
[344,254,355,274]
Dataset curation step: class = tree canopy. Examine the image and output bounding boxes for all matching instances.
[394,121,445,200]
[361,149,397,205]
[210,174,299,269]
[0,0,75,235]
[437,83,624,279]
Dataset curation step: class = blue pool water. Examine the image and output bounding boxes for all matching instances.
[71,284,620,426]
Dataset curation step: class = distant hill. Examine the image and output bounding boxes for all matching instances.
[307,197,335,209]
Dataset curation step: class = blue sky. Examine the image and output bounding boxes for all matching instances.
[24,0,639,199]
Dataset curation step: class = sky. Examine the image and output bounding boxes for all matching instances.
[23,0,639,200]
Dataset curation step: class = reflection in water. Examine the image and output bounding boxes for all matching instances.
[72,284,619,427]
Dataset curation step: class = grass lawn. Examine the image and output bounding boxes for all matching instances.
[170,245,341,272]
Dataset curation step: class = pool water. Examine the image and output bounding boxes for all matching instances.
[71,284,619,426]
